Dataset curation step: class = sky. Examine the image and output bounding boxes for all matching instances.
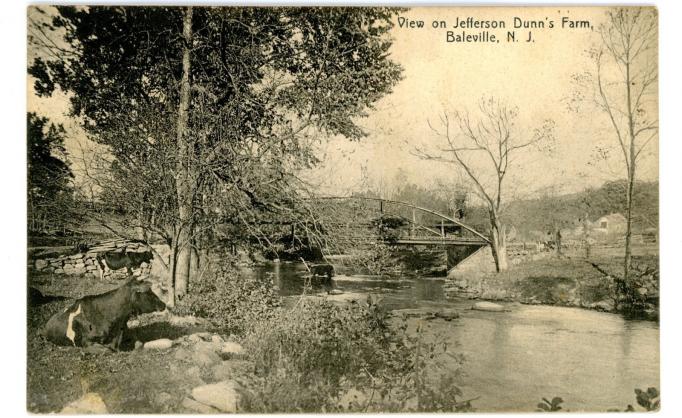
[27,6,659,201]
[304,7,659,198]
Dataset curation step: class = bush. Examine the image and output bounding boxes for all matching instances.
[237,296,471,412]
[174,259,280,335]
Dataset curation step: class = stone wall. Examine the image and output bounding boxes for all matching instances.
[31,239,153,280]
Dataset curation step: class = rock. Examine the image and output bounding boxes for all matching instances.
[35,259,48,270]
[392,308,436,319]
[188,333,203,344]
[593,300,615,312]
[221,341,245,357]
[135,341,144,350]
[472,301,506,312]
[435,308,459,321]
[191,381,240,413]
[74,262,86,269]
[212,360,254,381]
[144,338,174,350]
[182,397,220,414]
[211,334,224,344]
[174,347,193,362]
[54,268,64,274]
[328,289,344,295]
[193,341,221,366]
[140,262,149,269]
[60,392,108,414]
[43,266,55,273]
[83,344,112,355]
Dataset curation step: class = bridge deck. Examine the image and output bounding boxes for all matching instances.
[392,238,488,246]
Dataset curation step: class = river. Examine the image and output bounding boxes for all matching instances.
[246,262,660,412]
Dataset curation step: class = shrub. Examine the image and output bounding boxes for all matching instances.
[237,296,471,412]
[173,259,280,335]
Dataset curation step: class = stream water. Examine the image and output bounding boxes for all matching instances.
[244,262,659,412]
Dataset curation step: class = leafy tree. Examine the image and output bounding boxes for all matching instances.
[27,112,74,234]
[29,6,403,303]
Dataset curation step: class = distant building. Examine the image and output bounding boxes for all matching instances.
[592,213,627,235]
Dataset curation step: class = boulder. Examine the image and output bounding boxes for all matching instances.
[35,259,48,270]
[593,300,615,312]
[60,392,108,414]
[182,397,220,414]
[174,347,193,362]
[472,301,506,312]
[191,380,240,413]
[392,308,436,319]
[328,289,344,295]
[212,360,255,381]
[211,334,225,345]
[193,341,221,367]
[144,338,174,350]
[435,308,459,321]
[221,341,245,357]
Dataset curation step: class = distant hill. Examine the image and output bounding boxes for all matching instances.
[463,180,658,240]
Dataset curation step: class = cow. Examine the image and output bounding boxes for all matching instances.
[43,279,166,351]
[310,264,335,282]
[96,250,154,280]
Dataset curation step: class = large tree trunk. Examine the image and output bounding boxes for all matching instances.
[489,212,508,272]
[174,6,194,301]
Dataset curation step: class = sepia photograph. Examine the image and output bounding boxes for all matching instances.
[25,4,660,414]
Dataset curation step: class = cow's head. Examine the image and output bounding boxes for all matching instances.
[130,281,166,314]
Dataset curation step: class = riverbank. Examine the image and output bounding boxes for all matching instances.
[444,255,659,319]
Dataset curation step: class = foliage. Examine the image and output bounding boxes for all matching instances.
[370,214,408,243]
[238,297,471,412]
[173,259,281,335]
[29,6,404,253]
[634,387,659,411]
[548,386,659,413]
[354,242,399,276]
[27,112,75,233]
[537,396,563,412]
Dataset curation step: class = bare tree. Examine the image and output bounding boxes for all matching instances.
[415,97,554,272]
[572,8,658,282]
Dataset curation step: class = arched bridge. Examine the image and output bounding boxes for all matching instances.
[305,196,490,246]
[279,196,490,270]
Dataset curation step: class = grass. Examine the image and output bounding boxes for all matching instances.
[457,253,658,311]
